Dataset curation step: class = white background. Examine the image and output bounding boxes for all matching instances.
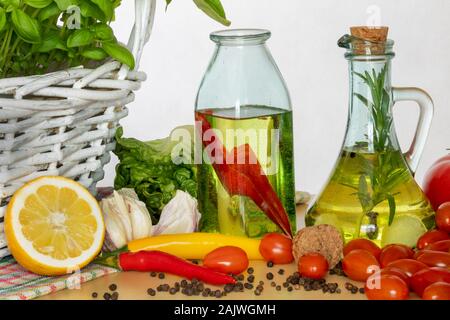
[102,0,450,194]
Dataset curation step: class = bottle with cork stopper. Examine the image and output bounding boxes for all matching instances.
[306,26,435,247]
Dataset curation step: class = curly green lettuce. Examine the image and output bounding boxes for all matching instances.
[113,126,196,223]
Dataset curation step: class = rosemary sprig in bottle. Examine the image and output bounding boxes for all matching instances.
[349,65,410,238]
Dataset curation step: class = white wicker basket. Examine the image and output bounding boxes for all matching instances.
[0,0,157,258]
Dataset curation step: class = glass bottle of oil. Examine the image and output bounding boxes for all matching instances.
[195,29,296,238]
[306,27,435,247]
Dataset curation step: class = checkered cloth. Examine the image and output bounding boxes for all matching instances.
[0,256,117,300]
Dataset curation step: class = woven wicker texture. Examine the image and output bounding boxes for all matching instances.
[0,0,157,257]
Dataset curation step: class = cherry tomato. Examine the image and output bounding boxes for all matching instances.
[386,259,428,277]
[422,282,450,300]
[416,230,450,250]
[382,267,410,286]
[425,240,450,252]
[379,244,414,268]
[203,246,249,275]
[259,233,294,264]
[298,253,329,280]
[423,156,450,210]
[365,274,409,300]
[416,250,450,268]
[410,267,450,297]
[344,239,381,260]
[436,202,450,233]
[342,249,380,282]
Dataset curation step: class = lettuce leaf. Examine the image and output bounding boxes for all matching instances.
[113,126,197,223]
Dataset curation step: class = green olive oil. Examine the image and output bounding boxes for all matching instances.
[196,105,296,238]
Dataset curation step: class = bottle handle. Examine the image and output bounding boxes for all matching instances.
[392,87,434,174]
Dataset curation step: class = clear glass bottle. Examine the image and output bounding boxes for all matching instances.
[195,29,296,238]
[306,28,435,247]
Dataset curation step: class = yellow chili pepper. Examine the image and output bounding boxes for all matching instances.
[127,233,263,260]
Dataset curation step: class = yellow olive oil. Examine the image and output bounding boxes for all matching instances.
[306,149,435,246]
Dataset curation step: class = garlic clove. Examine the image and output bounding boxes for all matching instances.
[152,190,201,236]
[101,200,128,250]
[112,191,133,242]
[123,194,153,239]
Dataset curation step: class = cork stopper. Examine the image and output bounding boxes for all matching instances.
[349,26,389,55]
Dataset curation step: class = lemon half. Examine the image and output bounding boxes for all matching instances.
[5,176,104,276]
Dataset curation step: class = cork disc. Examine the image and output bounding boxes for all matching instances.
[349,26,389,55]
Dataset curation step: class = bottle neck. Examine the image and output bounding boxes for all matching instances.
[196,41,291,112]
[343,57,400,153]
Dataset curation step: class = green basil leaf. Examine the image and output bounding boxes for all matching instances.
[91,23,114,40]
[192,0,230,26]
[11,9,42,44]
[102,41,135,69]
[165,0,172,10]
[4,0,20,12]
[67,28,94,48]
[54,0,78,10]
[90,0,113,21]
[38,2,61,21]
[37,31,67,52]
[81,47,108,60]
[24,0,53,8]
[79,1,105,21]
[0,8,6,33]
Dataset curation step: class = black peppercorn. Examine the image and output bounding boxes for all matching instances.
[103,292,111,300]
[111,292,119,300]
[244,283,253,290]
[147,288,156,296]
[247,267,254,274]
[267,261,274,268]
[91,292,98,298]
[109,284,117,291]
[266,272,274,280]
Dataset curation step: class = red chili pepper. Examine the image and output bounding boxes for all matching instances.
[196,112,292,237]
[117,251,236,285]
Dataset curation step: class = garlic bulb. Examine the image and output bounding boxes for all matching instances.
[152,190,201,235]
[100,188,153,251]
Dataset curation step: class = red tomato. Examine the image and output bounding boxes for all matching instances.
[374,267,410,287]
[379,244,414,268]
[203,246,249,275]
[416,250,450,268]
[410,267,450,297]
[386,259,428,277]
[343,239,381,260]
[365,274,409,300]
[423,156,450,210]
[298,253,329,280]
[417,230,450,250]
[436,202,450,233]
[425,240,450,252]
[342,249,380,282]
[422,282,450,300]
[259,233,294,264]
